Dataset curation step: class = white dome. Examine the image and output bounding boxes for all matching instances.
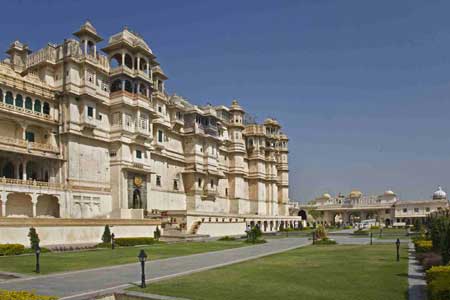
[433,186,447,200]
[384,190,396,196]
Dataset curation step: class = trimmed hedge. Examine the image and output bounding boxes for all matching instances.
[426,266,450,299]
[218,236,237,241]
[353,229,369,235]
[415,240,433,253]
[315,238,337,245]
[114,237,156,247]
[0,289,57,300]
[0,244,25,256]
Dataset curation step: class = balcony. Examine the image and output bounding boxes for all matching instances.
[0,177,63,190]
[0,102,56,123]
[0,137,59,154]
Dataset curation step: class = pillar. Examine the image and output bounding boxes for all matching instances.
[31,193,37,217]
[121,52,125,67]
[22,160,27,180]
[1,191,6,217]
[137,56,141,72]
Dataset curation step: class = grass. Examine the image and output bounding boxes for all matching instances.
[0,241,247,275]
[130,243,409,300]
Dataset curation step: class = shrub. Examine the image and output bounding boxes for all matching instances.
[28,227,40,250]
[218,236,236,241]
[314,238,337,245]
[23,247,50,254]
[315,225,327,240]
[153,226,161,241]
[96,242,112,249]
[0,244,25,256]
[415,240,433,253]
[421,252,443,270]
[102,225,112,244]
[0,289,57,300]
[343,226,352,229]
[370,225,380,230]
[426,266,450,300]
[114,237,155,247]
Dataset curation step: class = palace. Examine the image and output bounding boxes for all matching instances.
[0,22,300,245]
[290,186,449,227]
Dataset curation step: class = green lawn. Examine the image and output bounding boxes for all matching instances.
[130,244,409,300]
[0,241,246,275]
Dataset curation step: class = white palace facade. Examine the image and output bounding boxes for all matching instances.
[290,187,449,227]
[0,22,300,245]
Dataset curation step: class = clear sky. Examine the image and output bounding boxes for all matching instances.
[2,1,450,202]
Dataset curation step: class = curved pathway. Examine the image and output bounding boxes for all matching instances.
[0,238,310,299]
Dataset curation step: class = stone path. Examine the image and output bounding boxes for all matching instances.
[0,238,311,300]
[408,242,427,300]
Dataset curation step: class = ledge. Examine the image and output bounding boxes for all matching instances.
[0,217,161,227]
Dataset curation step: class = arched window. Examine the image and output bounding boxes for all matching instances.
[110,79,122,92]
[34,99,41,112]
[15,94,23,107]
[124,54,133,69]
[124,80,133,93]
[110,53,122,68]
[5,91,13,105]
[43,102,50,115]
[25,97,32,110]
[0,88,3,102]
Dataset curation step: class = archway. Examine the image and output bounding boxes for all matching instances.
[298,209,307,220]
[124,54,133,69]
[385,219,391,227]
[36,195,60,218]
[6,193,32,217]
[110,53,122,68]
[110,79,122,92]
[26,161,41,181]
[1,161,15,179]
[263,221,268,232]
[132,188,143,209]
[348,212,361,225]
[333,213,343,225]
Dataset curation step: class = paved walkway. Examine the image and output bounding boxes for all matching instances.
[0,238,310,300]
[408,242,427,300]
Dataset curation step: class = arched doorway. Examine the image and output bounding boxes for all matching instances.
[385,219,391,227]
[36,195,60,218]
[348,212,361,225]
[6,193,32,217]
[298,210,307,220]
[132,189,143,209]
[263,221,268,232]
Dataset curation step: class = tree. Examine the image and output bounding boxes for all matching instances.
[309,210,323,221]
[102,225,112,244]
[28,227,40,250]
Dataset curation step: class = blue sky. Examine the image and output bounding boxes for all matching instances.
[2,1,450,202]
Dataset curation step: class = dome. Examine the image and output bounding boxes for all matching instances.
[384,190,396,196]
[322,193,331,200]
[433,186,447,200]
[349,190,362,198]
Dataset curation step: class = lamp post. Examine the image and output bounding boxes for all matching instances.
[138,250,148,288]
[370,232,373,245]
[35,246,41,274]
[111,233,115,250]
[312,231,316,245]
[396,239,400,262]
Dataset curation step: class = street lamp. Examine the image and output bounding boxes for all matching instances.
[111,233,115,250]
[370,232,373,245]
[138,250,148,288]
[35,246,41,274]
[312,231,316,245]
[396,239,400,262]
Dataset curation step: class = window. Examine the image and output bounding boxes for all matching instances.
[87,106,94,117]
[414,208,419,213]
[97,113,102,120]
[225,188,228,197]
[5,92,13,105]
[426,207,430,212]
[385,209,390,214]
[156,175,161,186]
[157,130,163,143]
[34,99,41,112]
[43,102,50,115]
[0,88,2,102]
[25,131,35,142]
[15,94,23,107]
[402,208,407,213]
[25,97,32,110]
[173,179,179,191]
[158,106,162,113]
[136,150,142,159]
[198,178,202,188]
[210,179,214,188]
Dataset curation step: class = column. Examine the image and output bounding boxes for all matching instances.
[1,191,7,217]
[14,163,20,179]
[121,52,125,67]
[31,193,37,217]
[84,40,88,55]
[22,160,27,180]
[137,56,141,72]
